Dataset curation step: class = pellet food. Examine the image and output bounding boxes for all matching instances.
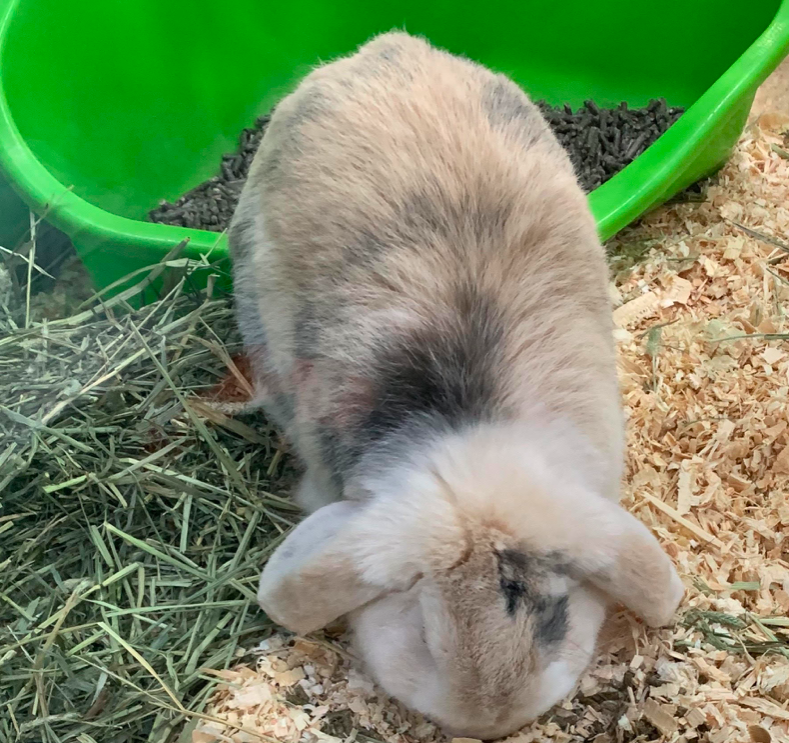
[148,99,683,232]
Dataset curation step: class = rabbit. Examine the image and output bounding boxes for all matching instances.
[229,31,684,740]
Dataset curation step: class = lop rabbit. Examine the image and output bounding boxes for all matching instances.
[229,31,683,739]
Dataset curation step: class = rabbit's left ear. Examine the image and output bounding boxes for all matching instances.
[561,496,684,627]
[514,488,684,628]
[258,501,392,635]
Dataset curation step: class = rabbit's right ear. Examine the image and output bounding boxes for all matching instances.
[258,501,390,635]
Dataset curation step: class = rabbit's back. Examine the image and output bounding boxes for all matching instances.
[230,32,622,501]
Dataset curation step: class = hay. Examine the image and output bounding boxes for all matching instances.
[0,250,301,742]
[192,119,789,742]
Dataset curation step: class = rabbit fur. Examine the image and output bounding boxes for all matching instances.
[229,31,684,739]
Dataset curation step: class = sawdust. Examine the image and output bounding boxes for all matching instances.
[194,115,789,743]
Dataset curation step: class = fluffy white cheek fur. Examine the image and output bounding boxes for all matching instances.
[350,588,443,715]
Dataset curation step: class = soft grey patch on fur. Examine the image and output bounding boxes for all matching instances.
[228,212,256,263]
[481,76,567,161]
[483,78,537,126]
[342,34,413,84]
[481,78,550,153]
[358,282,505,446]
[228,212,269,354]
[315,424,355,493]
[234,298,268,360]
[283,85,330,130]
[268,392,296,430]
[399,189,451,237]
[256,87,330,186]
[535,594,569,646]
[373,36,401,64]
[398,185,514,246]
[257,138,284,185]
[342,227,390,266]
[362,38,403,73]
[293,303,321,359]
[544,550,575,576]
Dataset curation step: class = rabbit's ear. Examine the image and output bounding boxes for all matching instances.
[257,501,389,635]
[562,497,684,627]
[513,487,684,628]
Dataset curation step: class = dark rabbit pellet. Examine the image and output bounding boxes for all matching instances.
[148,99,683,232]
[537,98,684,193]
[149,114,271,231]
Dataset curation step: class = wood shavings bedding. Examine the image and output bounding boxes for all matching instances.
[195,115,789,743]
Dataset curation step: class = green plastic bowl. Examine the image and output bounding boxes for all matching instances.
[1,0,788,293]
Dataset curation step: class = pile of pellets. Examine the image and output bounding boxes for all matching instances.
[149,99,683,232]
[149,115,271,232]
[537,99,684,191]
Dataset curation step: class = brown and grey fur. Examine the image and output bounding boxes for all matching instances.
[231,32,684,739]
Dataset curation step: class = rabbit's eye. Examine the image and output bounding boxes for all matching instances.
[500,578,527,615]
[496,549,535,616]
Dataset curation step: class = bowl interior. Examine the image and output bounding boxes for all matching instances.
[2,0,781,221]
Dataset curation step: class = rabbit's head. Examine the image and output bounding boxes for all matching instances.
[258,425,683,739]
